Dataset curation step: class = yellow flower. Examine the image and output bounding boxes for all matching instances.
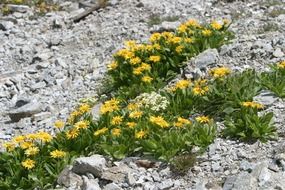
[174,117,191,128]
[178,24,187,33]
[94,127,108,136]
[116,49,135,59]
[133,67,143,75]
[149,33,162,42]
[150,116,169,128]
[75,120,90,130]
[130,57,142,65]
[22,159,36,170]
[127,103,139,111]
[175,45,184,53]
[185,19,200,28]
[124,40,137,48]
[210,67,231,78]
[149,55,161,63]
[277,61,285,69]
[66,128,80,139]
[36,132,53,143]
[107,61,118,71]
[192,86,209,96]
[184,37,194,43]
[50,150,66,158]
[54,120,65,129]
[12,135,25,144]
[129,111,143,119]
[3,142,16,152]
[140,63,151,71]
[152,43,161,50]
[161,32,174,39]
[79,104,91,113]
[25,146,39,156]
[126,122,136,129]
[100,98,120,114]
[20,141,34,149]
[135,130,147,139]
[25,133,38,141]
[112,128,121,136]
[142,76,153,83]
[169,37,182,44]
[223,19,230,25]
[211,20,222,30]
[202,29,212,37]
[174,80,191,90]
[111,116,123,125]
[196,116,210,124]
[242,101,264,109]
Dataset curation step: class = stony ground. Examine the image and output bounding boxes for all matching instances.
[1,0,285,189]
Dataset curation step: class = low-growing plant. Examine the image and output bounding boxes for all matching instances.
[200,69,262,117]
[223,102,276,142]
[107,19,234,99]
[260,61,285,98]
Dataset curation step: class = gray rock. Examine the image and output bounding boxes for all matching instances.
[103,183,122,190]
[151,21,180,32]
[82,176,101,190]
[240,160,255,172]
[193,49,219,68]
[72,155,107,177]
[126,172,136,186]
[7,99,42,122]
[30,82,46,91]
[101,163,133,183]
[6,4,31,13]
[212,162,221,172]
[258,167,271,186]
[57,166,83,188]
[91,102,103,120]
[273,48,284,58]
[253,91,277,106]
[0,21,14,31]
[158,179,174,190]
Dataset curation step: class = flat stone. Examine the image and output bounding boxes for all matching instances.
[81,176,101,190]
[6,4,31,13]
[273,48,284,58]
[57,166,83,188]
[102,163,133,183]
[253,91,277,106]
[72,155,107,177]
[103,183,122,190]
[158,179,174,190]
[7,100,42,122]
[0,21,14,31]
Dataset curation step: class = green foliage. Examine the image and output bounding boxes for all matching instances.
[260,64,285,98]
[108,19,234,99]
[223,108,276,142]
[200,70,262,117]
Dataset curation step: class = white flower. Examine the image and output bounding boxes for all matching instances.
[133,92,169,112]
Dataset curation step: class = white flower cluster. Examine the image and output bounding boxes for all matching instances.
[134,92,169,112]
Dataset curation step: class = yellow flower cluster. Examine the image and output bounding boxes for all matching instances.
[195,116,211,124]
[107,61,118,71]
[129,110,143,119]
[112,128,121,136]
[174,117,192,128]
[150,116,169,128]
[149,55,161,63]
[277,61,285,69]
[142,76,153,83]
[170,79,191,92]
[192,79,209,96]
[211,20,223,30]
[242,101,264,109]
[210,67,231,78]
[100,98,120,114]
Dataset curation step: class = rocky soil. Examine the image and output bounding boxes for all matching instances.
[1,0,285,189]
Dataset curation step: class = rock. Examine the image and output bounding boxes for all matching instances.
[101,163,133,183]
[6,4,31,13]
[223,172,256,190]
[258,167,271,186]
[7,99,42,122]
[30,82,46,91]
[91,102,103,120]
[82,176,101,190]
[253,91,277,106]
[240,160,255,172]
[103,183,122,190]
[126,172,136,186]
[72,155,107,177]
[212,162,221,172]
[0,21,14,31]
[57,166,83,188]
[158,179,174,190]
[151,21,180,32]
[273,48,284,58]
